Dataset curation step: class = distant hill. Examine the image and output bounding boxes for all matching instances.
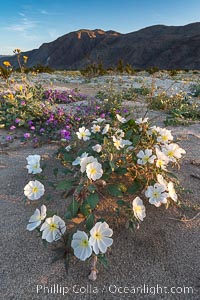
[1,23,200,70]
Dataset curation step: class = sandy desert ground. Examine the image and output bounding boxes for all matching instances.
[0,72,200,300]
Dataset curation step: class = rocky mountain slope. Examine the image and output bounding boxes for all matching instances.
[1,23,200,69]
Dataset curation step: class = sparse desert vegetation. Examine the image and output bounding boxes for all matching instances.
[1,53,200,299]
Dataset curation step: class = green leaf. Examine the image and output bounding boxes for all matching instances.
[127,180,141,194]
[64,153,74,162]
[56,180,73,190]
[109,160,115,171]
[131,135,140,146]
[125,129,133,139]
[116,199,126,206]
[107,184,123,197]
[115,167,127,175]
[80,201,91,217]
[65,198,79,219]
[96,217,106,223]
[61,168,73,175]
[98,255,108,269]
[101,173,110,180]
[86,214,95,230]
[76,184,84,193]
[85,193,99,209]
[87,185,96,193]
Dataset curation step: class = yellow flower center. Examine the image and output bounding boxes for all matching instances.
[162,135,168,141]
[157,160,163,166]
[143,156,149,162]
[115,141,120,147]
[90,167,97,175]
[153,191,159,198]
[33,163,39,169]
[135,206,142,213]
[80,132,86,138]
[80,239,89,247]
[94,231,102,240]
[49,223,58,231]
[167,150,174,158]
[32,187,39,193]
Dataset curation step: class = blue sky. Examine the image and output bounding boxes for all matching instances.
[0,0,200,54]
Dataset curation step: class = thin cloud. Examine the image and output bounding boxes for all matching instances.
[48,29,59,39]
[39,9,49,15]
[6,17,39,33]
[18,12,25,17]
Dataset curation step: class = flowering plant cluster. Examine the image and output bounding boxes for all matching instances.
[24,113,186,280]
[44,89,88,104]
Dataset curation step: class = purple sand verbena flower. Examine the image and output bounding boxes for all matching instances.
[28,120,34,126]
[5,135,13,141]
[15,118,20,124]
[24,133,31,139]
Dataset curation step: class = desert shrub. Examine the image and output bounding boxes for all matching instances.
[0,66,12,80]
[189,84,200,97]
[169,70,178,76]
[148,91,200,123]
[0,84,50,127]
[146,67,159,75]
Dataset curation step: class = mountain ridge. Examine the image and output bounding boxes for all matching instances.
[1,22,200,69]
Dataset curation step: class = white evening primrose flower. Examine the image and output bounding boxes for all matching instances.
[162,143,186,162]
[24,180,45,201]
[86,161,103,181]
[76,126,91,141]
[155,148,169,170]
[93,118,105,123]
[157,175,178,202]
[156,128,173,144]
[89,222,113,255]
[80,156,97,173]
[91,124,101,133]
[102,124,110,134]
[27,205,46,231]
[92,144,102,153]
[65,145,71,152]
[116,114,127,123]
[114,129,125,138]
[145,183,169,207]
[112,136,124,150]
[40,215,66,243]
[26,154,42,174]
[168,181,178,202]
[72,152,88,166]
[121,139,132,146]
[132,197,146,221]
[137,149,156,165]
[148,125,159,135]
[71,231,92,261]
[157,174,168,190]
[135,117,149,125]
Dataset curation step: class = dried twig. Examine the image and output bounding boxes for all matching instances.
[190,173,200,180]
[168,211,200,222]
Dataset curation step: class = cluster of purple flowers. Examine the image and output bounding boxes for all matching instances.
[44,89,88,104]
[5,88,129,145]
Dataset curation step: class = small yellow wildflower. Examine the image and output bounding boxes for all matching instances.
[23,56,28,63]
[3,61,11,67]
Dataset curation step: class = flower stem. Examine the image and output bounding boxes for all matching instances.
[88,255,98,281]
